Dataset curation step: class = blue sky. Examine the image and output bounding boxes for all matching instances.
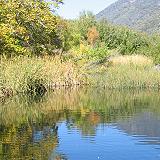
[57,0,117,19]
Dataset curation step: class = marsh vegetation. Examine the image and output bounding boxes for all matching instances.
[1,1,160,98]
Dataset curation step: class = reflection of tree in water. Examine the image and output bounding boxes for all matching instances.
[50,151,68,160]
[0,114,68,160]
[65,109,101,136]
[1,88,160,158]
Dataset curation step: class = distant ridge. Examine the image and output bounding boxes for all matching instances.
[96,0,160,33]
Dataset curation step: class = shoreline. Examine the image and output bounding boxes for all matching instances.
[1,54,160,101]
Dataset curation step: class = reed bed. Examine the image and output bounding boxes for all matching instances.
[1,54,160,99]
[0,56,88,98]
[95,55,160,89]
[108,55,153,66]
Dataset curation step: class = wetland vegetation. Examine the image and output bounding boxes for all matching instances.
[1,1,160,159]
[1,1,160,98]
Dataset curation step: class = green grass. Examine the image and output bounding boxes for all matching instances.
[1,54,160,99]
[94,64,160,89]
[106,65,160,89]
[84,55,160,89]
[1,57,46,95]
[0,56,88,98]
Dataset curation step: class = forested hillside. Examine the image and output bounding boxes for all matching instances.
[96,0,160,33]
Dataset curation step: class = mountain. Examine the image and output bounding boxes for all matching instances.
[96,0,160,33]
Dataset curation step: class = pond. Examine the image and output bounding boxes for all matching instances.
[0,87,160,160]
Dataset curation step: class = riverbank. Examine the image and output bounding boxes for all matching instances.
[1,54,160,99]
[0,56,88,99]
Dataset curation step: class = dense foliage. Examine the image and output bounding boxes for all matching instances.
[0,0,63,57]
[1,2,160,62]
[66,12,160,62]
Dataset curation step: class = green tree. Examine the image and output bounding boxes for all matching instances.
[0,0,63,57]
[68,11,97,46]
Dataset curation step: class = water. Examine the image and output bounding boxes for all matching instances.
[0,87,160,160]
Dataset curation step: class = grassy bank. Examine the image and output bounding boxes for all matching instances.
[86,54,160,89]
[1,54,160,99]
[98,65,160,89]
[0,56,88,98]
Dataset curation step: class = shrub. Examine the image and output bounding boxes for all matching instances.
[71,43,109,60]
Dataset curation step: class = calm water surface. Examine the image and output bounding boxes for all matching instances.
[0,88,160,160]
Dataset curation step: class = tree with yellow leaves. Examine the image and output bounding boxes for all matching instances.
[87,26,99,46]
[0,0,63,57]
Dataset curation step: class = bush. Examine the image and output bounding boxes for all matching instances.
[69,14,150,59]
[96,20,149,54]
[71,43,109,60]
[137,35,160,64]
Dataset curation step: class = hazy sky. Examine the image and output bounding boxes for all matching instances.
[57,0,117,19]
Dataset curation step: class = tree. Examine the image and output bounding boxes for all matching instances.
[0,0,63,57]
[78,11,96,38]
[87,26,99,46]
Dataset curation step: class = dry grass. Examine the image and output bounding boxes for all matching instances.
[1,54,160,98]
[91,55,160,89]
[108,55,153,67]
[43,56,88,87]
[0,56,88,97]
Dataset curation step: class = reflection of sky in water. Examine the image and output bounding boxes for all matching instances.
[116,112,160,145]
[33,131,43,142]
[55,122,160,160]
[33,126,57,143]
[1,89,160,159]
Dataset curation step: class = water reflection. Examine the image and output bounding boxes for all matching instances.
[0,88,160,159]
[117,112,160,145]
